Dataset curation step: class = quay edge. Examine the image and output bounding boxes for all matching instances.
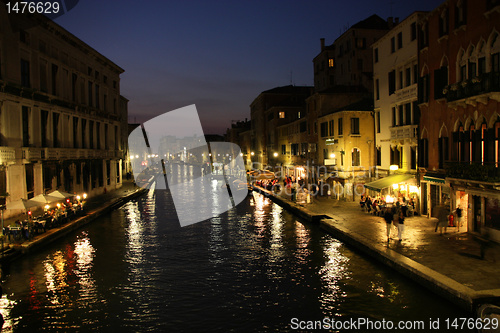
[251,186,500,313]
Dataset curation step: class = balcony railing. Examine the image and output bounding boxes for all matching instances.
[443,72,500,102]
[390,124,418,141]
[445,161,500,182]
[0,147,16,164]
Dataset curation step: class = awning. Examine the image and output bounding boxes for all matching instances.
[364,174,415,192]
[423,174,446,184]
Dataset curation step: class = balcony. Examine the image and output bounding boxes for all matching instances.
[443,72,500,107]
[0,147,16,164]
[390,124,418,142]
[445,161,500,183]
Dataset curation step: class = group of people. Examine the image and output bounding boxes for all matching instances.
[360,195,416,217]
[382,202,406,242]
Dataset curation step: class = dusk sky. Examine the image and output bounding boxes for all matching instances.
[54,0,443,135]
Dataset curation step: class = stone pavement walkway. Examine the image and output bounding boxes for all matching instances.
[306,196,500,292]
[255,187,500,311]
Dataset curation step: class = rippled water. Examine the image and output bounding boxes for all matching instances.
[0,187,472,332]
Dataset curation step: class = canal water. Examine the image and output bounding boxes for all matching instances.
[0,188,473,332]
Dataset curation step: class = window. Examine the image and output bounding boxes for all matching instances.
[419,74,430,103]
[391,37,395,53]
[88,81,93,106]
[53,112,60,148]
[291,143,299,155]
[39,60,47,92]
[375,79,380,100]
[73,117,79,148]
[41,110,48,147]
[455,0,467,28]
[320,122,328,137]
[468,60,477,78]
[413,64,418,84]
[281,145,286,155]
[411,22,417,41]
[434,66,448,99]
[22,106,30,147]
[352,148,360,166]
[72,73,77,102]
[81,119,87,149]
[356,38,366,49]
[460,64,467,81]
[351,117,360,135]
[279,111,285,118]
[405,103,412,125]
[20,30,30,44]
[388,70,396,95]
[21,59,30,87]
[301,143,308,155]
[376,147,381,166]
[398,105,404,126]
[397,32,403,49]
[51,64,58,95]
[376,111,380,133]
[328,58,334,67]
[89,120,94,149]
[420,23,429,48]
[329,120,334,136]
[478,57,486,75]
[338,118,343,136]
[323,148,329,159]
[439,9,449,36]
[392,107,396,127]
[411,147,417,169]
[374,48,379,63]
[96,122,101,149]
[399,70,403,89]
[405,67,411,87]
[493,53,499,72]
[438,136,449,169]
[95,84,100,109]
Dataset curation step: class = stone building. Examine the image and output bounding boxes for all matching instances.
[0,8,126,218]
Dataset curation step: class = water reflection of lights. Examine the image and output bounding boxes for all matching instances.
[73,234,97,300]
[293,221,311,262]
[318,237,350,312]
[125,201,144,262]
[368,275,401,303]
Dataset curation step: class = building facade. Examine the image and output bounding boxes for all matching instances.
[0,9,126,218]
[419,0,500,241]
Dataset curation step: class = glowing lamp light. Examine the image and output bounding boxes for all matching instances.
[409,185,419,193]
[273,152,278,157]
[400,185,406,191]
[56,203,61,208]
[77,195,81,201]
[392,184,399,190]
[209,153,212,156]
[389,165,399,171]
[330,153,336,158]
[44,204,50,210]
[251,152,255,156]
[83,193,88,199]
[240,153,243,156]
[130,156,134,160]
[385,195,394,203]
[28,210,32,215]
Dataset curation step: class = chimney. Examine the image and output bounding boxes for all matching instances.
[388,17,394,28]
[320,38,325,51]
[395,17,399,24]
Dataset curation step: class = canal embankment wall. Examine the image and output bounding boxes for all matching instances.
[1,186,147,263]
[251,186,497,313]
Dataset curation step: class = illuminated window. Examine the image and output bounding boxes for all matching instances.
[279,111,285,118]
[328,58,334,67]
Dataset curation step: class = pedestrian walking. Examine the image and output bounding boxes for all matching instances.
[454,205,463,231]
[397,210,405,242]
[383,207,393,242]
[434,205,449,235]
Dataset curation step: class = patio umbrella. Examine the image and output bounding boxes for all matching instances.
[29,194,61,204]
[6,199,40,210]
[249,169,275,180]
[48,190,75,199]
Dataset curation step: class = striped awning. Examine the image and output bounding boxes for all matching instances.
[364,174,415,192]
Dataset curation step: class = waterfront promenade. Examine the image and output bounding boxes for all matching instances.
[0,180,146,261]
[253,186,500,313]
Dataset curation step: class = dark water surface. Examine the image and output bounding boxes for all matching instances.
[0,189,472,332]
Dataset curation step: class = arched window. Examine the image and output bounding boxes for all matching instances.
[480,122,487,164]
[468,121,475,163]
